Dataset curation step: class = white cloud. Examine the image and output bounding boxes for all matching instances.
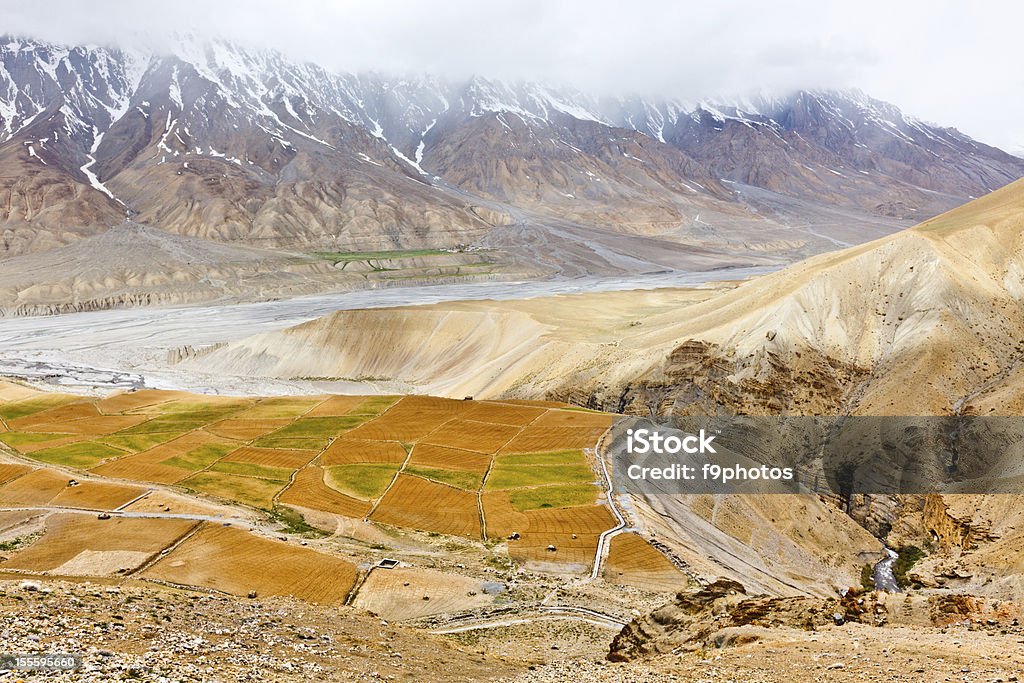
[4,0,1022,150]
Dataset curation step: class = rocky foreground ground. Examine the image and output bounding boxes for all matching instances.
[1,577,1022,682]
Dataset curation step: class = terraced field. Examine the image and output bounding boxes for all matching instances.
[0,380,680,578]
[141,524,357,602]
[602,532,689,591]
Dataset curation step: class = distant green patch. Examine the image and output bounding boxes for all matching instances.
[267,416,366,439]
[238,397,324,419]
[325,464,399,499]
[314,248,451,263]
[251,416,368,450]
[486,460,595,490]
[494,450,586,466]
[99,432,183,453]
[210,460,292,482]
[0,395,81,421]
[30,441,124,469]
[153,400,249,417]
[860,563,875,591]
[0,432,73,449]
[351,396,401,415]
[180,472,283,509]
[508,484,598,511]
[120,404,245,434]
[405,465,483,491]
[894,545,926,589]
[0,532,40,553]
[161,443,236,471]
[251,436,331,450]
[268,506,329,538]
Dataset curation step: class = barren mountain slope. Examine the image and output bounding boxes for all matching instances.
[2,37,1022,273]
[602,176,1024,417]
[0,223,526,316]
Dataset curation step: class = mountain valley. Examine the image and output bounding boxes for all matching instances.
[2,25,1024,683]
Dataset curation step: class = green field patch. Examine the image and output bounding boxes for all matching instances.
[351,396,401,415]
[325,464,399,499]
[236,397,324,419]
[0,395,82,421]
[485,461,595,490]
[251,436,331,450]
[268,506,329,538]
[508,484,598,511]
[494,449,586,466]
[152,400,249,418]
[267,416,366,439]
[117,417,206,434]
[405,465,484,490]
[180,471,283,509]
[161,443,237,471]
[99,432,183,453]
[0,432,74,449]
[251,416,368,450]
[314,248,450,263]
[119,404,244,433]
[29,441,124,469]
[209,460,292,481]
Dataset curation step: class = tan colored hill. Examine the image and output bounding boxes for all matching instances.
[179,287,725,399]
[187,178,1024,416]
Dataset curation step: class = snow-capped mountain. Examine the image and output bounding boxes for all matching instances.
[1,35,1022,258]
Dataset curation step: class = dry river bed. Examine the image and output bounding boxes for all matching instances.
[0,268,774,395]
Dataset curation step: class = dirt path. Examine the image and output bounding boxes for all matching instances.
[429,605,627,634]
[589,428,629,580]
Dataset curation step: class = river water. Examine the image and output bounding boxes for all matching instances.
[873,548,900,592]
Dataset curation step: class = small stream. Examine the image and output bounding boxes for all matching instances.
[872,548,900,592]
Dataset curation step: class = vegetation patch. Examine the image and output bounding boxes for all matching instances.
[860,563,875,591]
[507,484,598,511]
[314,248,451,263]
[180,472,283,509]
[119,405,242,433]
[268,505,329,538]
[352,396,401,415]
[210,460,292,482]
[485,461,595,490]
[161,443,237,471]
[325,464,399,499]
[894,545,926,588]
[235,397,323,419]
[494,449,586,466]
[405,465,484,491]
[0,432,73,448]
[30,441,124,468]
[0,532,41,553]
[0,395,82,421]
[100,433,183,453]
[264,416,366,439]
[251,435,331,450]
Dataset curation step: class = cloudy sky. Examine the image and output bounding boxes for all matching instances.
[6,0,1023,151]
